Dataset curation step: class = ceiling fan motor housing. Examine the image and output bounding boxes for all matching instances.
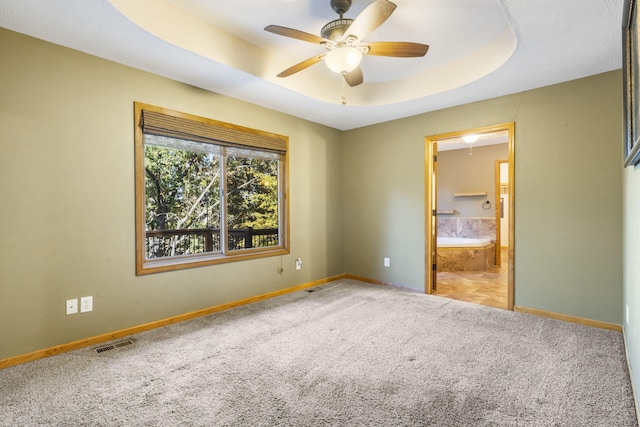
[321,19,354,42]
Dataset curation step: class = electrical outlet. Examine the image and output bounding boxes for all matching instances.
[66,299,78,315]
[295,258,302,270]
[80,296,93,313]
[384,258,390,267]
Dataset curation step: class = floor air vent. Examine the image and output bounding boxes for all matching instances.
[94,339,135,354]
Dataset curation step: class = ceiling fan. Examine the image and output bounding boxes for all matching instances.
[264,0,429,87]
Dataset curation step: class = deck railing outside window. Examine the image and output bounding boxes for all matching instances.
[145,228,278,259]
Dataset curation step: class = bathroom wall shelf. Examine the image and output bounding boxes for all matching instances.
[453,192,487,197]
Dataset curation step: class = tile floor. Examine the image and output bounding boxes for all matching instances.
[433,247,509,310]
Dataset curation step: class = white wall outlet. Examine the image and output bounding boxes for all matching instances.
[384,257,390,267]
[80,296,93,313]
[295,258,302,270]
[66,298,78,315]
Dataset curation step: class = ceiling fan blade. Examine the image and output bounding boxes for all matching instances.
[342,0,397,42]
[365,41,429,57]
[277,53,327,78]
[264,25,329,45]
[344,66,364,87]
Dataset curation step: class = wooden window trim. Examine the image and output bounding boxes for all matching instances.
[134,102,290,275]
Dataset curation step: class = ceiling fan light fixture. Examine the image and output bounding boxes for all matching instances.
[265,0,428,86]
[325,46,362,74]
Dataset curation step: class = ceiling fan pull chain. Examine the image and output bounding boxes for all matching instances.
[342,74,347,105]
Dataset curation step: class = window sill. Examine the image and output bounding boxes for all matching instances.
[136,247,290,275]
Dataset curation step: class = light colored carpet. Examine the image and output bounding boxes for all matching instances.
[0,279,637,426]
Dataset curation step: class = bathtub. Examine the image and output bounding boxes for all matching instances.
[437,237,493,248]
[436,237,495,271]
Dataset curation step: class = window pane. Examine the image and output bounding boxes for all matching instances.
[226,155,280,251]
[144,135,221,259]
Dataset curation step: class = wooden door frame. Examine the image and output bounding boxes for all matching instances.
[425,122,515,310]
[495,159,509,266]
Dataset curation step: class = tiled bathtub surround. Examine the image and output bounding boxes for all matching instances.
[437,217,496,240]
[437,244,495,272]
[437,217,497,272]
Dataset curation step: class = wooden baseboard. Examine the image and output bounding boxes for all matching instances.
[6,277,619,370]
[344,274,421,293]
[0,274,347,370]
[514,305,622,332]
[344,274,395,288]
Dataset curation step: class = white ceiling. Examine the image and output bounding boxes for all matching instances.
[0,0,624,130]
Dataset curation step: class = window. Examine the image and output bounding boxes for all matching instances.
[134,102,289,274]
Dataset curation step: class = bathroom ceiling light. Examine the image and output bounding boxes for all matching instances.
[462,134,480,143]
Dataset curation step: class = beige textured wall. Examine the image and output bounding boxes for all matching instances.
[438,144,509,218]
[0,29,344,360]
[344,71,623,324]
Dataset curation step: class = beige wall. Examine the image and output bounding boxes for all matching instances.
[438,144,509,218]
[0,27,626,361]
[0,29,344,360]
[344,71,623,324]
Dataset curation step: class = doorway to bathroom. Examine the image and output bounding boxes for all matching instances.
[425,123,514,310]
